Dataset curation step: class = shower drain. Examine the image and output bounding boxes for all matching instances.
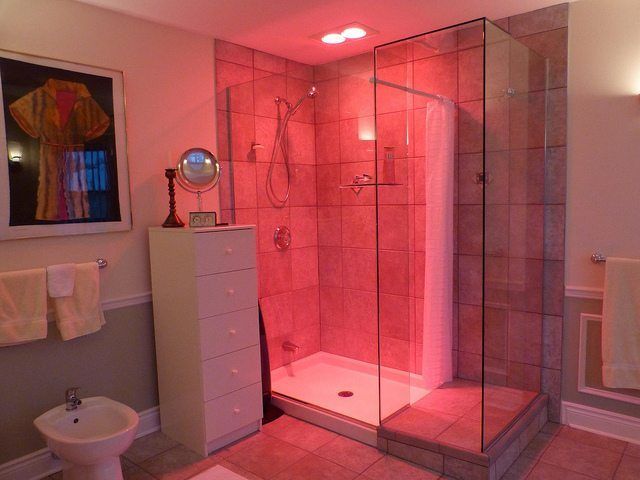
[338,391,354,397]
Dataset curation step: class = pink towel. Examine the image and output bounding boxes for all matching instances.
[422,100,455,390]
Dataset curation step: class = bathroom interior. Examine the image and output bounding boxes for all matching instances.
[0,0,639,479]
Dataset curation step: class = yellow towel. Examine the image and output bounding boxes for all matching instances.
[602,257,640,389]
[52,262,105,341]
[0,268,47,345]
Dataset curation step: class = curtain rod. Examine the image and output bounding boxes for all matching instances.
[369,77,454,105]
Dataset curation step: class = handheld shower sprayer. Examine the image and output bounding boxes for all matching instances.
[266,85,319,208]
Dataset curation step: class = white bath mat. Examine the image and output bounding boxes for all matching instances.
[190,465,248,480]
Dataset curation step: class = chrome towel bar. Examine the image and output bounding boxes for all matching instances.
[591,252,606,264]
[96,258,108,269]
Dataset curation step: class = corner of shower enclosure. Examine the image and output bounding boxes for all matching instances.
[373,16,548,453]
[482,17,548,451]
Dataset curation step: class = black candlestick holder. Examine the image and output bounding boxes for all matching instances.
[162,168,185,228]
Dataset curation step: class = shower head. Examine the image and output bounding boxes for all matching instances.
[288,85,319,115]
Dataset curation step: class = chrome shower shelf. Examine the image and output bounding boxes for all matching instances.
[338,182,403,188]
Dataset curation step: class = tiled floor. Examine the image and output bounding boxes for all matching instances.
[502,422,640,480]
[382,379,538,450]
[44,416,640,480]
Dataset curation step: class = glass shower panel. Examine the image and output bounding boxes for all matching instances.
[373,40,414,424]
[216,76,257,224]
[482,19,547,449]
[376,21,486,452]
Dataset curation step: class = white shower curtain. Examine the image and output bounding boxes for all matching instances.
[421,100,455,391]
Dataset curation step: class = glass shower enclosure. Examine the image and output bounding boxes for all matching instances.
[374,19,548,451]
[216,17,548,452]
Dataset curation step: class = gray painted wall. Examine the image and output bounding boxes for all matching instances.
[562,296,640,419]
[0,302,158,464]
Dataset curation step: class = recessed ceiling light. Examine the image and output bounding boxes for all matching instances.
[312,23,378,45]
[341,27,367,39]
[321,33,346,44]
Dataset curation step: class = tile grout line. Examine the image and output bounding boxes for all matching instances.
[610,451,626,480]
[523,425,558,479]
[532,429,620,480]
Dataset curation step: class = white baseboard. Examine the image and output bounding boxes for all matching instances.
[0,406,160,480]
[561,401,640,445]
[0,448,61,480]
[136,405,161,438]
[102,291,152,311]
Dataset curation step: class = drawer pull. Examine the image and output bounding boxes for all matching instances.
[233,407,241,415]
[231,368,239,375]
[226,288,235,296]
[228,329,237,335]
[225,247,233,255]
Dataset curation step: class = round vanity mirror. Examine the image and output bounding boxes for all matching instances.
[176,147,220,195]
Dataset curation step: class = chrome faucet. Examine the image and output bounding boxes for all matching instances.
[65,387,82,411]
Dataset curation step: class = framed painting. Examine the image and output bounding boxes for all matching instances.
[0,49,131,240]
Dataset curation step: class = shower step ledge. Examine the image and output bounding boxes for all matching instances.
[378,393,548,480]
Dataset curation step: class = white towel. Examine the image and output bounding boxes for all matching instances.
[46,263,76,298]
[0,268,48,345]
[602,257,640,389]
[421,100,455,390]
[52,262,105,341]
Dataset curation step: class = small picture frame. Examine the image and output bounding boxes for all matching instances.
[189,211,216,228]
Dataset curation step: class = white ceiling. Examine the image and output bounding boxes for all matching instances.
[75,0,569,64]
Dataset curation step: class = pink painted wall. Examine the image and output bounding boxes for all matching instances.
[215,40,320,369]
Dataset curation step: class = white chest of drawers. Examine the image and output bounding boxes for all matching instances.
[149,225,262,457]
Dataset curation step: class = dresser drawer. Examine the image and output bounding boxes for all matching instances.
[204,382,262,441]
[199,308,259,360]
[196,269,257,317]
[194,229,256,276]
[202,346,261,401]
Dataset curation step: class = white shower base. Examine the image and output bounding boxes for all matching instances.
[271,351,429,426]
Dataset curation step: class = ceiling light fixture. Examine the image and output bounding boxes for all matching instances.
[321,33,346,44]
[312,22,378,45]
[341,27,367,39]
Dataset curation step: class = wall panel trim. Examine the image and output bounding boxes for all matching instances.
[565,285,603,300]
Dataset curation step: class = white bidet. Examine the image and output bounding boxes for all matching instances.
[34,396,139,480]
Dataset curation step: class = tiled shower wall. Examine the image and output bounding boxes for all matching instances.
[313,54,382,365]
[312,32,469,374]
[215,40,321,369]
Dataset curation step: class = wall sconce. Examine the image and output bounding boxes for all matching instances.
[7,141,22,163]
[358,116,376,141]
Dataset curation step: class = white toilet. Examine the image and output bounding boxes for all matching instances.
[34,396,139,480]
